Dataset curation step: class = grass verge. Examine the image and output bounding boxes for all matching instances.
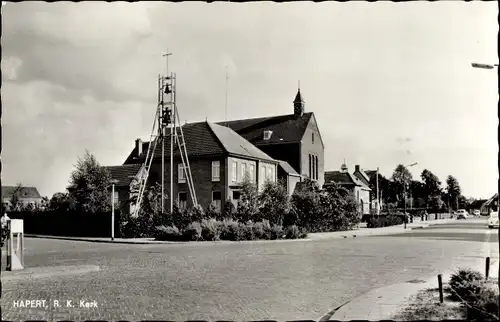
[392,286,465,321]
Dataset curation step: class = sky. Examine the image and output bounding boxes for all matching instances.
[1,1,498,199]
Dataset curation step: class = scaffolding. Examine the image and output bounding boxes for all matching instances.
[132,59,197,218]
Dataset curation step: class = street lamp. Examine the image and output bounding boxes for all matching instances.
[471,62,499,69]
[404,162,418,229]
[110,179,119,241]
[471,61,499,223]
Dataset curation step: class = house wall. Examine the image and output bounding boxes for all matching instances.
[354,187,371,215]
[300,116,325,188]
[149,157,228,212]
[288,175,301,196]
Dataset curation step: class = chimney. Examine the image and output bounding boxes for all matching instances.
[355,165,360,172]
[135,138,143,157]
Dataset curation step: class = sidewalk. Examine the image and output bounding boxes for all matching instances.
[308,217,456,241]
[328,233,499,320]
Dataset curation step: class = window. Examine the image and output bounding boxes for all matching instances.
[260,165,265,184]
[312,132,315,144]
[232,161,238,182]
[270,166,275,182]
[113,191,119,206]
[311,155,316,180]
[249,164,255,183]
[212,161,220,182]
[309,154,312,179]
[315,156,319,180]
[356,191,360,202]
[267,167,272,181]
[178,192,187,210]
[232,190,241,200]
[212,191,222,212]
[241,163,247,181]
[178,163,186,183]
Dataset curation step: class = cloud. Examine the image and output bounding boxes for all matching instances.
[1,56,23,81]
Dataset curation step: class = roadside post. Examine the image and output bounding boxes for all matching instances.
[485,257,490,280]
[437,274,444,303]
[6,219,24,271]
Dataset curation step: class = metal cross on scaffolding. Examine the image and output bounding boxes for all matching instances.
[163,51,172,78]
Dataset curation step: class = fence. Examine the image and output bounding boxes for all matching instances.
[6,210,123,238]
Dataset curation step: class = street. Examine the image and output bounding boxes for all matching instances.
[1,218,498,321]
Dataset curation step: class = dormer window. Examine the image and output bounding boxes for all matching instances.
[263,130,273,140]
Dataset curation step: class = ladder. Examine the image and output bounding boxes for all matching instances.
[132,71,198,218]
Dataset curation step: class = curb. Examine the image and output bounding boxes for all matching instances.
[24,234,313,246]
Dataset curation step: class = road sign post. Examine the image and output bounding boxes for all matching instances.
[6,219,24,271]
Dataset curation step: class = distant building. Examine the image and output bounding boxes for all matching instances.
[481,193,498,215]
[1,186,43,210]
[323,163,371,215]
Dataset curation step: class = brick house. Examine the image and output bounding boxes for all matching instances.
[102,164,145,215]
[2,186,43,210]
[122,121,278,212]
[218,88,325,188]
[323,163,371,215]
[481,193,498,215]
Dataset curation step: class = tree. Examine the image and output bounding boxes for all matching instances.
[9,183,24,211]
[236,174,259,222]
[68,150,112,213]
[445,175,462,211]
[392,165,413,207]
[49,192,77,212]
[258,179,290,225]
[321,183,361,231]
[290,178,323,231]
[421,169,442,207]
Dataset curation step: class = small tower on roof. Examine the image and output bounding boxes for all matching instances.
[293,81,305,117]
[340,159,348,173]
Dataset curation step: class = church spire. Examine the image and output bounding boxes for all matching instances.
[293,82,305,116]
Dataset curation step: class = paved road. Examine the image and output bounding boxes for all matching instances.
[1,218,497,321]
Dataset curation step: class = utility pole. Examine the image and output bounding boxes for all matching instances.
[403,162,418,229]
[162,51,172,214]
[225,63,228,127]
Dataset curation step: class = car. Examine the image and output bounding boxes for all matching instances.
[488,212,499,229]
[472,209,481,217]
[456,209,468,219]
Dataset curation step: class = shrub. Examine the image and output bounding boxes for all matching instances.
[182,222,203,241]
[1,223,8,247]
[200,218,221,241]
[223,200,236,220]
[155,225,182,241]
[467,282,499,321]
[285,225,301,239]
[206,202,221,220]
[241,222,255,240]
[258,180,291,225]
[252,221,268,240]
[190,205,205,223]
[172,205,192,230]
[448,269,484,302]
[220,219,243,241]
[386,215,403,226]
[270,224,284,240]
